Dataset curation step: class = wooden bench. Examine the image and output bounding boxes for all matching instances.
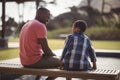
[0,63,120,80]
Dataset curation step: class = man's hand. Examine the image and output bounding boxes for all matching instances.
[37,38,55,56]
[43,52,56,56]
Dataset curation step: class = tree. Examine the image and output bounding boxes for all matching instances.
[101,0,105,26]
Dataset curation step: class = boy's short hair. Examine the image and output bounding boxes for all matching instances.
[73,20,87,32]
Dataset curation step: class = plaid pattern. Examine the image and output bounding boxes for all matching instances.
[61,32,96,71]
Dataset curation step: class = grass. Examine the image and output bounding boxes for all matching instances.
[0,48,19,60]
[92,40,120,50]
[8,38,19,42]
[0,39,120,61]
[48,39,64,50]
[48,39,120,50]
[9,38,120,50]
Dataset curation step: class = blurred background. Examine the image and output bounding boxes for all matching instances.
[0,0,120,40]
[0,0,120,58]
[0,0,120,80]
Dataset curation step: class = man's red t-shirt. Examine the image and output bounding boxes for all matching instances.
[20,19,47,65]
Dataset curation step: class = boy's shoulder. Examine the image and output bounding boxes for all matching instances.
[84,34,89,38]
[67,33,89,39]
[67,33,77,38]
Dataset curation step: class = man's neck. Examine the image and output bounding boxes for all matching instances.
[35,18,46,25]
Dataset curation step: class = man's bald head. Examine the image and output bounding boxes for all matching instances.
[35,7,50,25]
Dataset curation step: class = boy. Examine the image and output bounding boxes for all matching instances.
[60,20,97,79]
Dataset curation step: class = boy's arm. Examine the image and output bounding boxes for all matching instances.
[92,61,97,69]
[88,43,97,62]
[61,37,69,61]
[59,61,64,70]
[87,39,97,69]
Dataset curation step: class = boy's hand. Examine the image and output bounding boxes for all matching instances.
[92,62,97,70]
[59,62,64,70]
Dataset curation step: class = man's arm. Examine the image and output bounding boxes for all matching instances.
[37,38,55,56]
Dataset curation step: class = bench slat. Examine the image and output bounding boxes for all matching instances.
[0,63,120,80]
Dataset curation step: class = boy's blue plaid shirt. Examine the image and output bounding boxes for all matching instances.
[61,32,97,70]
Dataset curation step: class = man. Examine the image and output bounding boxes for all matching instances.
[19,7,62,80]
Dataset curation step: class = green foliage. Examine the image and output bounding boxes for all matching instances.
[48,27,72,39]
[48,26,120,40]
[86,27,120,40]
[115,23,120,29]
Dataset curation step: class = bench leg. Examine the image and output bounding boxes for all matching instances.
[0,73,2,80]
[35,75,41,80]
[0,72,4,80]
[46,77,57,80]
[66,77,71,80]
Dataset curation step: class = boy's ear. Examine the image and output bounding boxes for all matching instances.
[76,27,81,32]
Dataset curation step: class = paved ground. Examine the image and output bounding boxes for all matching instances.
[0,42,120,80]
[8,42,19,48]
